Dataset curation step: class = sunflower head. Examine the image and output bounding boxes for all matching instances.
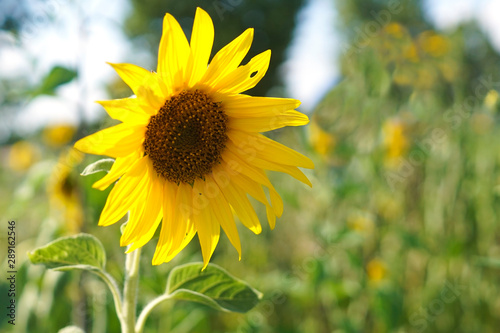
[43,124,76,147]
[144,90,228,184]
[75,7,314,268]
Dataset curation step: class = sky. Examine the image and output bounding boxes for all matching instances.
[1,0,500,137]
[283,0,339,111]
[0,0,130,137]
[423,0,500,48]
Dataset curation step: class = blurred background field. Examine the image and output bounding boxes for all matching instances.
[2,0,500,332]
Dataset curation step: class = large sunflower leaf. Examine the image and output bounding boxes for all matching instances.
[28,233,106,272]
[167,263,262,313]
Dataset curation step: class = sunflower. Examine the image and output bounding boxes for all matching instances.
[48,148,84,233]
[75,7,313,267]
[382,118,409,166]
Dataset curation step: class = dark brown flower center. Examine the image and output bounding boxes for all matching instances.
[144,90,228,184]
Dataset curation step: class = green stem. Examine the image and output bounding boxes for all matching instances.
[122,248,142,333]
[95,271,125,327]
[135,293,172,333]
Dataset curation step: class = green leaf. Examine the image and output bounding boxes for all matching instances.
[167,263,262,313]
[32,65,78,97]
[28,233,106,272]
[81,158,115,176]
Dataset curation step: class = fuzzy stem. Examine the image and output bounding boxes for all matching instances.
[122,248,141,333]
[94,270,125,328]
[135,293,172,333]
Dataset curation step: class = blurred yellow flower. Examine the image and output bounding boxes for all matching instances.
[392,66,415,86]
[438,61,459,82]
[48,149,84,234]
[415,66,438,90]
[347,214,374,233]
[404,43,419,63]
[418,31,449,57]
[43,124,76,147]
[484,90,499,111]
[7,141,40,172]
[376,195,402,221]
[74,8,313,268]
[367,258,387,282]
[309,118,335,158]
[382,119,409,165]
[384,23,406,39]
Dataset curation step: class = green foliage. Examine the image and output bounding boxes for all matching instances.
[28,233,106,272]
[167,263,262,313]
[31,65,78,97]
[335,0,429,33]
[80,158,115,176]
[303,9,500,332]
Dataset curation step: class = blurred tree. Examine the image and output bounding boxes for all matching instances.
[335,0,430,33]
[122,0,304,96]
[333,0,500,98]
[0,0,31,35]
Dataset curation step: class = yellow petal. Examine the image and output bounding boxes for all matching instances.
[98,156,149,226]
[214,175,262,234]
[266,205,276,230]
[221,149,283,217]
[219,94,300,118]
[222,166,269,206]
[121,161,164,248]
[227,130,314,169]
[157,13,190,91]
[228,110,309,133]
[124,207,162,252]
[204,175,242,259]
[74,123,146,158]
[121,195,146,246]
[201,28,254,87]
[187,7,214,87]
[221,165,277,230]
[93,151,141,190]
[163,222,196,263]
[97,98,150,124]
[222,149,271,186]
[152,181,177,262]
[269,188,284,218]
[192,180,220,269]
[213,50,271,94]
[107,62,151,95]
[153,182,196,264]
[227,144,312,187]
[136,74,166,112]
[262,161,312,187]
